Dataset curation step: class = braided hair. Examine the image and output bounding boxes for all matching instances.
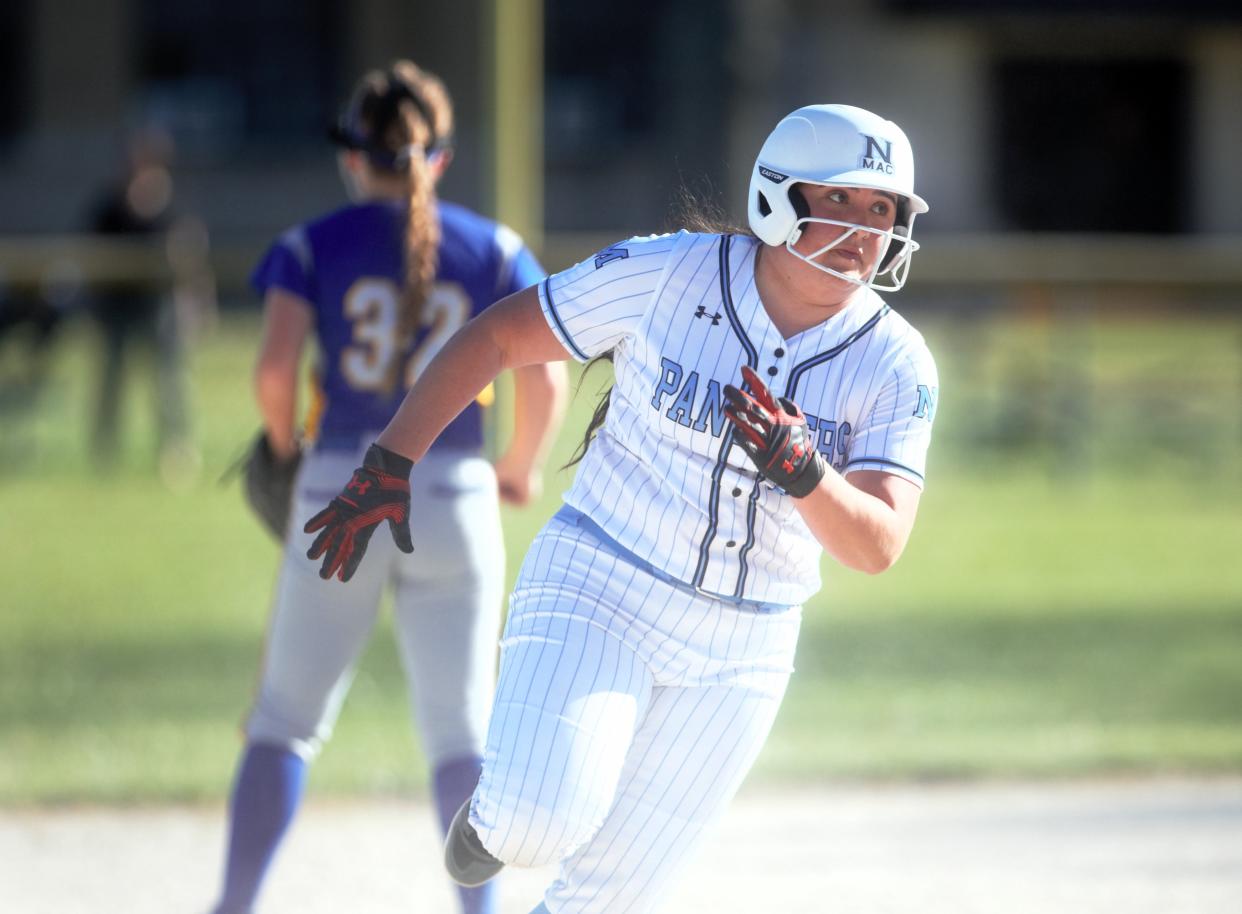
[330,61,454,340]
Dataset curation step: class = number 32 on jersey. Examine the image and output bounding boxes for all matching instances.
[340,278,470,392]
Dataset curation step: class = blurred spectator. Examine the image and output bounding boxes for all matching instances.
[85,126,216,488]
[0,260,82,471]
[0,285,64,407]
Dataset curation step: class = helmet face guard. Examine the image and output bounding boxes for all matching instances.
[747,104,927,292]
[785,212,921,293]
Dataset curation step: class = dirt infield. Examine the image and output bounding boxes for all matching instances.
[4,778,1241,914]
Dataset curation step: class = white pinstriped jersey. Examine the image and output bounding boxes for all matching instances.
[538,230,938,606]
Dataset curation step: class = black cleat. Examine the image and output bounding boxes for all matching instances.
[444,800,505,887]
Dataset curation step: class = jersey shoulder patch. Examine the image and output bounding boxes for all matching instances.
[592,230,697,270]
[595,244,630,269]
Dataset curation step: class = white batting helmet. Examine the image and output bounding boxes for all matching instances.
[747,104,928,291]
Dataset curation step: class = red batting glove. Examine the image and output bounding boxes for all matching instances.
[303,443,415,582]
[723,365,827,498]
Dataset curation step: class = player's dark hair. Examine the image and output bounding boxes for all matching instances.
[563,350,614,469]
[341,61,454,342]
[565,187,753,469]
[665,179,752,237]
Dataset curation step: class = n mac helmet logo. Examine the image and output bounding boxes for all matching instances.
[860,134,894,175]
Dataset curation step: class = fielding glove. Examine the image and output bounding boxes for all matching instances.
[303,443,414,582]
[242,431,302,541]
[723,365,827,498]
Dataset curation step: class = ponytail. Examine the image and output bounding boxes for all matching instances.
[563,351,614,469]
[335,60,454,343]
[397,127,440,339]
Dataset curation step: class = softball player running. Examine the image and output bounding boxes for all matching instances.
[209,62,566,914]
[304,103,938,914]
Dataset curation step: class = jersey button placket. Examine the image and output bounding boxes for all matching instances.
[767,345,784,381]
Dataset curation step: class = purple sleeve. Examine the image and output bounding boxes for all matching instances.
[250,227,314,302]
[491,223,546,299]
[506,245,545,295]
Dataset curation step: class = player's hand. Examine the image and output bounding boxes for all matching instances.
[303,443,415,582]
[492,452,543,507]
[723,365,827,498]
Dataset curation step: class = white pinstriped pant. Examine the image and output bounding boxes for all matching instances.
[470,507,801,914]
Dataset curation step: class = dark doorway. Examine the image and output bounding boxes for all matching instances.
[992,58,1190,232]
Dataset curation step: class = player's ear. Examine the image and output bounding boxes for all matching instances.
[428,147,453,183]
[339,150,366,173]
[337,151,370,200]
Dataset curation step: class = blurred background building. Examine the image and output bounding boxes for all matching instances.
[1,0,1239,285]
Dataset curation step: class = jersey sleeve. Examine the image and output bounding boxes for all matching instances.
[492,223,546,298]
[250,226,315,302]
[537,233,678,362]
[842,342,939,488]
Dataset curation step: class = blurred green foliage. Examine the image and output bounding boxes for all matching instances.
[1,309,1240,804]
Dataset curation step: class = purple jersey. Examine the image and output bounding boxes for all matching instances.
[252,200,544,452]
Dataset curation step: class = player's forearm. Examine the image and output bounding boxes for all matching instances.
[377,319,507,462]
[795,470,911,574]
[377,285,570,463]
[503,362,569,472]
[254,365,299,459]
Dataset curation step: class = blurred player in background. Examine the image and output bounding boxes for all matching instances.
[208,61,567,914]
[0,285,63,420]
[300,103,939,913]
[86,126,216,487]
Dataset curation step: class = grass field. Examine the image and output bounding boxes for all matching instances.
[2,309,1241,804]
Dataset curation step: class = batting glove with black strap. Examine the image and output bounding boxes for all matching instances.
[723,364,827,498]
[303,443,414,582]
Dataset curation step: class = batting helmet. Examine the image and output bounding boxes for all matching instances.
[747,104,928,292]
